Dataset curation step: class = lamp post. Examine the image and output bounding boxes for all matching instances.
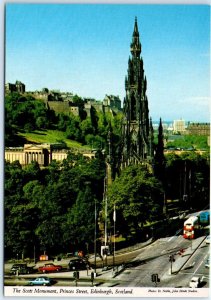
[34,245,36,264]
[169,254,175,274]
[113,205,116,270]
[103,173,108,270]
[151,226,154,240]
[163,191,167,215]
[94,198,97,276]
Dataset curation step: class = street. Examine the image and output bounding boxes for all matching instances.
[4,235,210,288]
[117,235,209,288]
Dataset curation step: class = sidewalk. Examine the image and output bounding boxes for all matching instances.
[5,238,153,272]
[161,236,206,281]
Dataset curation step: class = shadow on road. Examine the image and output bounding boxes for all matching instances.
[200,281,207,288]
[124,259,146,269]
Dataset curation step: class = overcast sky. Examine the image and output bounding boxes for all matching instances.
[5,3,210,122]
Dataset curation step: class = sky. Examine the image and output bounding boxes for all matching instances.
[5,3,210,122]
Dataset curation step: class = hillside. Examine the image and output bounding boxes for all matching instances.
[17,130,91,150]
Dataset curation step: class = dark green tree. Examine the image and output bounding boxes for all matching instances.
[154,118,165,183]
[108,165,163,237]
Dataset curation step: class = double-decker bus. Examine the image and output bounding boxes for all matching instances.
[183,216,199,239]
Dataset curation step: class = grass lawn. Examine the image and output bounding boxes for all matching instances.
[18,130,91,150]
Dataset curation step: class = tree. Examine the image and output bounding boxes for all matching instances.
[165,151,210,210]
[80,118,94,136]
[108,165,163,237]
[65,184,97,248]
[154,118,165,183]
[4,162,41,258]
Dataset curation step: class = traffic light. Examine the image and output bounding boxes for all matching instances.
[91,272,94,281]
[169,255,175,262]
[151,274,158,282]
[73,271,79,280]
[103,248,108,255]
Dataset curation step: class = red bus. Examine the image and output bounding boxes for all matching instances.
[183,216,199,239]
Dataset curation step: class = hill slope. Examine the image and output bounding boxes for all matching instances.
[18,130,91,150]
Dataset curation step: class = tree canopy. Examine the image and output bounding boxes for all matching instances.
[108,165,163,237]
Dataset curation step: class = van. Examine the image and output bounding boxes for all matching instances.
[189,276,201,288]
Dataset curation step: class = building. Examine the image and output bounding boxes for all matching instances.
[120,18,154,168]
[173,119,186,133]
[103,95,121,112]
[5,81,25,93]
[5,144,95,167]
[187,123,210,136]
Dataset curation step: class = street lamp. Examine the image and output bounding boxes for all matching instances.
[163,192,167,215]
[94,198,97,276]
[34,245,36,264]
[113,205,116,270]
[151,226,154,240]
[169,254,175,274]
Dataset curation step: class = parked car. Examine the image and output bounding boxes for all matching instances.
[68,258,89,271]
[28,276,55,286]
[189,276,201,288]
[205,235,210,244]
[10,263,34,275]
[38,263,62,273]
[205,258,210,268]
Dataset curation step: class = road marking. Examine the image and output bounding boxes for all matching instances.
[193,256,205,275]
[203,253,209,260]
[168,236,175,242]
[181,272,210,277]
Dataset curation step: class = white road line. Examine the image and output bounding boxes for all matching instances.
[203,253,209,260]
[178,236,185,245]
[180,272,210,277]
[193,258,204,275]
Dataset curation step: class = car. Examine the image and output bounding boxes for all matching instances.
[205,258,210,268]
[28,276,54,286]
[68,258,89,271]
[10,263,34,275]
[38,263,62,273]
[189,276,201,288]
[205,235,210,244]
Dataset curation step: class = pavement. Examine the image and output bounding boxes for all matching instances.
[4,236,206,287]
[161,236,206,282]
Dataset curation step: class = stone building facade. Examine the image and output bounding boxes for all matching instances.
[187,123,210,136]
[5,81,25,94]
[103,95,121,112]
[173,119,186,133]
[5,144,95,167]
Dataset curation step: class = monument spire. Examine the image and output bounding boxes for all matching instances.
[130,17,141,57]
[120,18,154,169]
